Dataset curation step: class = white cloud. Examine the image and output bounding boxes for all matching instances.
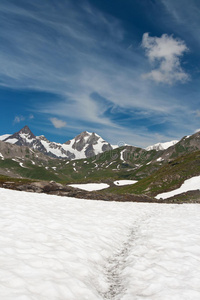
[142,33,189,84]
[50,117,67,129]
[13,115,25,124]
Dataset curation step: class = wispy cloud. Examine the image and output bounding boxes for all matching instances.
[13,115,25,124]
[142,33,189,84]
[160,0,200,48]
[29,114,34,120]
[13,114,34,124]
[0,0,197,145]
[50,118,67,129]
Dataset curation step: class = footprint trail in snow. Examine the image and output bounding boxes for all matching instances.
[102,228,136,300]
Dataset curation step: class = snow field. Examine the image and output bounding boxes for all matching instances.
[120,205,200,299]
[0,188,143,300]
[0,188,200,299]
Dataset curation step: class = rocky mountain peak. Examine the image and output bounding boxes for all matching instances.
[17,125,36,139]
[19,125,32,133]
[3,125,47,155]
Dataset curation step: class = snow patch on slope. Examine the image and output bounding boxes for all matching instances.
[111,144,119,149]
[68,183,110,191]
[114,180,138,186]
[120,149,126,162]
[156,175,200,199]
[4,138,18,144]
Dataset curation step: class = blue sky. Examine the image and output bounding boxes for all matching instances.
[0,0,200,147]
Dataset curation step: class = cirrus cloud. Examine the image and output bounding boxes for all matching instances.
[13,115,25,124]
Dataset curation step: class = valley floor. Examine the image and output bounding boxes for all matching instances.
[0,188,200,299]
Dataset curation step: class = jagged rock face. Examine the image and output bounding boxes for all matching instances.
[71,131,90,152]
[65,131,113,158]
[102,143,112,152]
[85,144,95,158]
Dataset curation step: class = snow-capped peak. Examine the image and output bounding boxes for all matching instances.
[146,140,179,151]
[3,126,48,153]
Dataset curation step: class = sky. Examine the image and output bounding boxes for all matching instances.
[0,0,200,147]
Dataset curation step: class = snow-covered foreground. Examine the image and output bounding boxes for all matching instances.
[1,188,200,300]
[156,175,200,199]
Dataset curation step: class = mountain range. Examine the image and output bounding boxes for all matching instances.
[1,125,200,201]
[1,126,113,160]
[0,125,180,159]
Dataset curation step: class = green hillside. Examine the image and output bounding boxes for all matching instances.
[107,150,200,196]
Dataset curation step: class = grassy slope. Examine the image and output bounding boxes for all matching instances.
[0,159,62,182]
[1,149,200,200]
[2,144,200,198]
[0,146,168,183]
[107,150,200,196]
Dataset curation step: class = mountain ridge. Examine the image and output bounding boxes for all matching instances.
[1,126,113,160]
[0,125,182,155]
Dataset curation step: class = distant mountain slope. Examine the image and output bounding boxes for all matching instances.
[155,131,200,162]
[0,140,49,161]
[146,140,178,151]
